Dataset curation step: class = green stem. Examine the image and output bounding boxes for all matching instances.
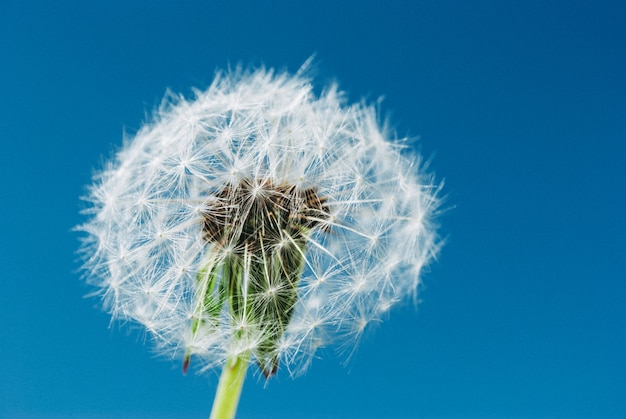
[209,352,250,419]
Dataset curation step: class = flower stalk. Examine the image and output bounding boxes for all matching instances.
[209,352,250,419]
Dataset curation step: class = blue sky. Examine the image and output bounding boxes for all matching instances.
[1,1,625,418]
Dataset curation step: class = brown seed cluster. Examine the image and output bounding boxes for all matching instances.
[202,178,330,251]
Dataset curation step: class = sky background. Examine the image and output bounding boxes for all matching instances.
[1,1,625,418]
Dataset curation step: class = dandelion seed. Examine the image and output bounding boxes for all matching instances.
[77,65,441,418]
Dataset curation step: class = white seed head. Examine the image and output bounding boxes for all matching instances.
[77,66,441,376]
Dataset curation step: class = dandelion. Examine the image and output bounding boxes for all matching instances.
[77,64,441,418]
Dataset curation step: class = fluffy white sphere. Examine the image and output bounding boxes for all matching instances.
[77,66,441,376]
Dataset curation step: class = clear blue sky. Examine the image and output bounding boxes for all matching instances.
[1,1,625,418]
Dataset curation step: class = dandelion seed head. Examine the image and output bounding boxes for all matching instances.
[77,66,441,376]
